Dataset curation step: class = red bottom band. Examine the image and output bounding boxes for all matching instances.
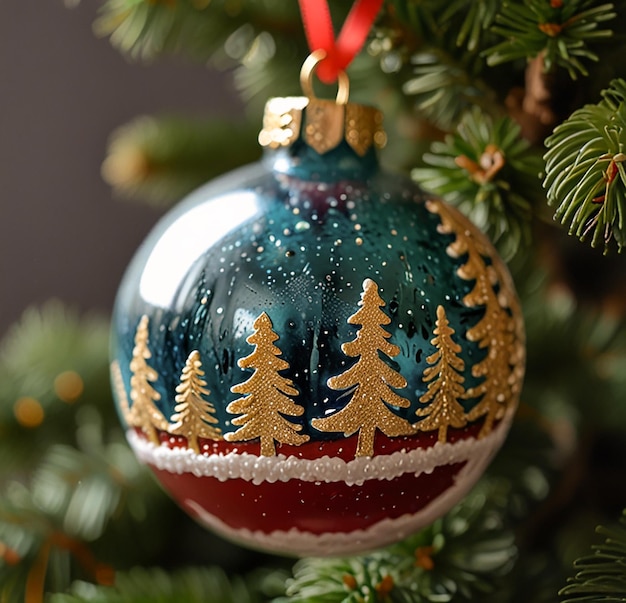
[152,460,466,536]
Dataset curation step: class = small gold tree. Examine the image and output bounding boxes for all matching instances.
[127,315,168,445]
[427,199,524,439]
[415,305,468,443]
[169,350,222,453]
[312,278,413,457]
[225,312,309,456]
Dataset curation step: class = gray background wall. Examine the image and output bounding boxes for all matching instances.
[0,1,240,336]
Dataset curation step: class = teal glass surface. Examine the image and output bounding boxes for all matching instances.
[111,138,487,435]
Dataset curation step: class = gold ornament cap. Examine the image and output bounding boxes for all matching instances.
[258,50,387,157]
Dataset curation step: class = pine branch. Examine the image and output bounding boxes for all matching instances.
[543,78,626,253]
[401,49,496,131]
[385,0,448,45]
[439,0,500,52]
[413,106,543,259]
[0,437,166,601]
[281,485,518,603]
[48,566,266,603]
[94,0,301,63]
[484,1,616,79]
[94,0,312,109]
[102,115,260,207]
[521,264,626,430]
[0,302,112,470]
[560,509,626,602]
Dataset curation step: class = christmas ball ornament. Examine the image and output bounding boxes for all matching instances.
[110,57,525,556]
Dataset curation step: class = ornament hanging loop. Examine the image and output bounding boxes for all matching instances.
[300,50,350,105]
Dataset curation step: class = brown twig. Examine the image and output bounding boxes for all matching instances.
[506,53,559,145]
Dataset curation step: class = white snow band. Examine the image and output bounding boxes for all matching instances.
[127,412,511,487]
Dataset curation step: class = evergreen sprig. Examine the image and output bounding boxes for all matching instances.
[402,50,494,131]
[281,486,518,603]
[385,0,447,46]
[484,1,616,79]
[48,566,264,603]
[0,440,163,601]
[559,509,626,602]
[102,115,260,206]
[522,266,626,429]
[0,302,112,469]
[94,0,299,63]
[94,0,312,109]
[439,0,500,52]
[544,78,626,253]
[413,107,543,259]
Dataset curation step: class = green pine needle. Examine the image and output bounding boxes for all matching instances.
[0,301,110,409]
[484,0,616,79]
[439,0,500,52]
[386,0,447,44]
[102,115,261,207]
[94,0,309,108]
[282,487,517,603]
[559,509,626,602]
[544,78,626,253]
[0,439,167,600]
[94,0,298,63]
[0,302,113,469]
[413,106,542,259]
[402,50,495,131]
[48,566,262,603]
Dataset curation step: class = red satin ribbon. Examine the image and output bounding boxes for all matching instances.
[298,0,383,84]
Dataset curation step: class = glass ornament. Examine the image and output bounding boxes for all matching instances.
[110,70,525,556]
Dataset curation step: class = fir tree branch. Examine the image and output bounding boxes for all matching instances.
[281,485,518,603]
[385,0,447,46]
[0,438,164,601]
[521,266,626,429]
[0,302,113,470]
[543,78,626,253]
[94,0,313,108]
[413,107,543,259]
[559,509,626,602]
[484,1,616,79]
[94,0,302,63]
[439,0,500,52]
[102,115,261,207]
[48,566,265,603]
[401,49,496,131]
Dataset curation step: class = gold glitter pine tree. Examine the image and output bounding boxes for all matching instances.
[128,315,168,445]
[169,350,222,453]
[111,359,131,422]
[415,305,468,443]
[312,278,413,457]
[428,200,520,438]
[225,312,310,456]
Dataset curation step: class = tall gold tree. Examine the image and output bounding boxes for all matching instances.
[427,199,524,438]
[127,315,168,445]
[225,312,309,456]
[415,305,468,443]
[169,350,222,453]
[312,278,413,457]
